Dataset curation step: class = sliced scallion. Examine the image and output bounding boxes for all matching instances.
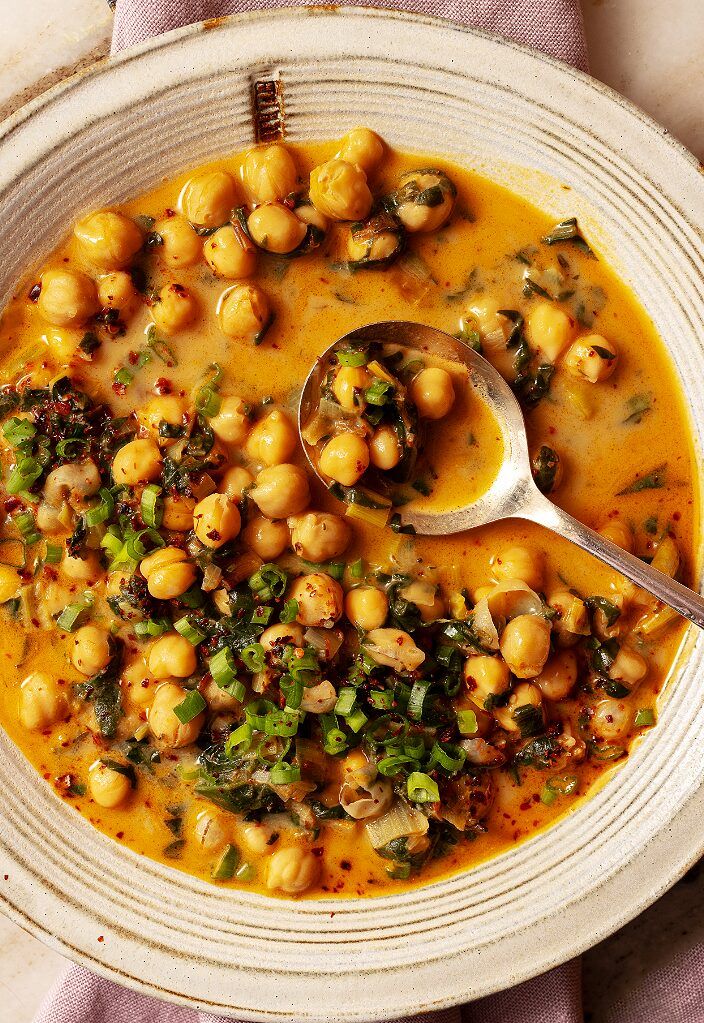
[140,484,163,528]
[212,843,240,881]
[85,488,115,527]
[456,709,478,736]
[270,761,302,784]
[407,771,440,804]
[172,690,206,724]
[174,615,206,645]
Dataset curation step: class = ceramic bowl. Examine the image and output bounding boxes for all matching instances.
[1,10,703,1020]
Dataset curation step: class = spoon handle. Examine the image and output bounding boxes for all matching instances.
[520,491,704,631]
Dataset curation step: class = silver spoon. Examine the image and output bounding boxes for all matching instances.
[299,320,704,631]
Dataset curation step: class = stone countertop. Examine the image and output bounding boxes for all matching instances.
[0,1,703,1021]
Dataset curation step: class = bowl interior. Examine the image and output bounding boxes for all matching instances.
[1,10,704,1020]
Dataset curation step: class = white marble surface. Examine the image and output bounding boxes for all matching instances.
[0,2,703,1022]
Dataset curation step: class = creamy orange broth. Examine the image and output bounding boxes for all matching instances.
[0,134,697,898]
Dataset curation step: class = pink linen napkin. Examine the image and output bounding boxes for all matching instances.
[35,3,592,1022]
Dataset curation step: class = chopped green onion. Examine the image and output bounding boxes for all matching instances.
[635,707,655,728]
[540,773,579,805]
[241,642,266,672]
[249,563,288,600]
[224,722,253,757]
[114,367,134,388]
[14,509,40,545]
[212,843,240,881]
[279,599,299,624]
[174,615,206,645]
[349,558,364,579]
[251,605,274,626]
[337,348,368,367]
[2,417,36,446]
[85,488,115,527]
[407,679,431,721]
[456,709,478,736]
[368,690,394,710]
[44,542,63,565]
[407,771,440,804]
[235,862,255,882]
[245,699,275,731]
[270,761,302,784]
[301,559,346,581]
[265,709,300,737]
[56,593,94,632]
[209,646,237,688]
[55,438,90,459]
[365,380,393,406]
[279,674,303,710]
[345,708,368,733]
[334,686,357,717]
[172,690,206,724]
[195,363,224,416]
[320,713,348,755]
[7,456,42,494]
[134,617,170,638]
[141,484,163,528]
[429,741,465,774]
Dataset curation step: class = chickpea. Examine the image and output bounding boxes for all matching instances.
[97,271,140,318]
[180,169,237,229]
[72,625,112,676]
[333,366,370,411]
[148,632,197,680]
[336,127,384,174]
[220,465,254,503]
[247,203,307,254]
[609,646,648,690]
[112,438,162,486]
[19,672,67,730]
[266,846,320,894]
[194,809,230,852]
[242,144,298,205]
[345,586,388,631]
[122,656,155,710]
[148,681,205,748]
[240,516,287,561]
[347,226,400,264]
[535,650,578,701]
[74,211,143,270]
[288,512,350,562]
[141,547,197,600]
[500,615,552,678]
[369,425,402,470]
[563,334,618,383]
[0,564,21,603]
[419,592,446,623]
[241,820,274,856]
[494,682,544,733]
[37,269,99,327]
[463,654,510,702]
[88,759,132,809]
[151,282,199,335]
[204,225,257,279]
[193,493,241,549]
[154,214,202,269]
[591,697,632,741]
[246,409,296,466]
[259,621,305,654]
[599,519,633,553]
[525,300,574,363]
[218,283,270,343]
[548,590,589,647]
[318,432,369,486]
[309,159,373,222]
[289,572,344,628]
[161,494,195,532]
[208,395,250,445]
[410,367,455,420]
[250,464,310,519]
[396,170,455,232]
[139,395,188,445]
[61,550,101,583]
[42,327,82,362]
[492,545,544,591]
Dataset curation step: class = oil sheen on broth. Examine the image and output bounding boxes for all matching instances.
[0,128,696,898]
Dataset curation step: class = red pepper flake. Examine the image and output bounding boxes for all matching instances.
[97,935,104,943]
[340,860,352,871]
[4,497,21,513]
[127,350,139,366]
[154,377,173,395]
[311,846,324,857]
[28,283,41,302]
[116,831,124,839]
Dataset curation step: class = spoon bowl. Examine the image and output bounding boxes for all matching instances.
[299,320,704,629]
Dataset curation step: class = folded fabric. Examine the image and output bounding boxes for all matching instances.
[36,1,588,1021]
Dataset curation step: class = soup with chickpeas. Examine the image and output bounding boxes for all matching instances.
[0,127,696,897]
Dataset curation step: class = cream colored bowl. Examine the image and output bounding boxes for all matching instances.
[1,10,703,1020]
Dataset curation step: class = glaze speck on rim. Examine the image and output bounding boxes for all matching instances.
[1,10,703,1020]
